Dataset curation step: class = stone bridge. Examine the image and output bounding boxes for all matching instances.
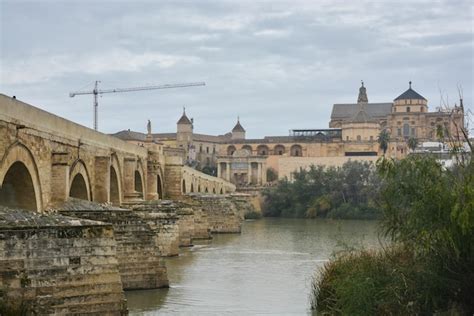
[0,94,235,212]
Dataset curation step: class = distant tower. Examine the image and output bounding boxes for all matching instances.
[177,107,193,147]
[231,117,246,140]
[393,81,428,113]
[357,80,369,103]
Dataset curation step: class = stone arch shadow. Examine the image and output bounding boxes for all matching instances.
[69,159,92,201]
[0,142,43,211]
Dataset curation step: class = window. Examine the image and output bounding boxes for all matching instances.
[290,145,303,157]
[411,128,416,136]
[346,136,349,141]
[213,146,216,153]
[397,128,401,136]
[370,136,373,141]
[357,135,361,141]
[199,145,203,153]
[403,123,410,136]
[206,147,209,154]
[407,106,411,112]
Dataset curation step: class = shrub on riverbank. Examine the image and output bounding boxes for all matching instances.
[313,246,466,315]
[312,155,474,314]
[262,161,381,219]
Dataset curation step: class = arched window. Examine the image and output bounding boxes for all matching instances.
[274,145,285,155]
[182,179,186,193]
[227,145,236,155]
[290,144,303,156]
[242,145,252,154]
[356,135,361,141]
[190,183,194,193]
[407,106,411,112]
[257,145,269,156]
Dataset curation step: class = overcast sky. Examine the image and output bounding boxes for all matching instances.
[1,0,472,138]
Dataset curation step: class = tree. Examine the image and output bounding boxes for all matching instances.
[266,167,278,182]
[378,130,390,156]
[407,137,418,152]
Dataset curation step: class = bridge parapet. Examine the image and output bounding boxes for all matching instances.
[0,95,165,211]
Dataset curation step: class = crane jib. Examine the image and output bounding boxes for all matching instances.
[68,81,205,130]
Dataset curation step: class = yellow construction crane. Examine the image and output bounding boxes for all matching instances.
[69,81,205,130]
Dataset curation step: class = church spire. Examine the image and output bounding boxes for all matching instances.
[357,80,368,103]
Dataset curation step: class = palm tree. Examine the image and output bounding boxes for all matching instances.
[407,137,418,152]
[378,130,390,156]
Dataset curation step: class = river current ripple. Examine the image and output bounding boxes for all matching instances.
[126,218,380,315]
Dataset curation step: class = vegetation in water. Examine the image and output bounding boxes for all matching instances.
[262,161,381,219]
[244,210,263,219]
[312,154,474,314]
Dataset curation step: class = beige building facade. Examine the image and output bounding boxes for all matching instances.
[113,82,465,185]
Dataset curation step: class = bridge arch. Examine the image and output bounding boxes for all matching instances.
[157,171,164,199]
[0,143,43,211]
[110,154,122,205]
[70,159,91,201]
[134,159,145,197]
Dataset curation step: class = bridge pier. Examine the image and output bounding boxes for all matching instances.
[93,156,111,203]
[50,152,70,207]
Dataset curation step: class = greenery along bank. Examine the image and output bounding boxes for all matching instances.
[262,161,381,219]
[313,155,474,315]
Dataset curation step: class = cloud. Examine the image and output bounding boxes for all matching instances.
[0,0,471,137]
[253,29,290,38]
[2,50,201,85]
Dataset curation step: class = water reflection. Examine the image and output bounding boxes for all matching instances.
[126,218,381,315]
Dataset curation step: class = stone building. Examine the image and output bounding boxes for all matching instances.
[112,82,465,185]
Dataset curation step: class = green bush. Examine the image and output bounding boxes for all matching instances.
[313,155,474,314]
[262,161,381,219]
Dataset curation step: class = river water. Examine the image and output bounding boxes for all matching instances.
[126,218,381,315]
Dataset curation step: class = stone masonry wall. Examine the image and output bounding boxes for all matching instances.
[185,195,244,233]
[130,201,180,257]
[0,207,127,315]
[59,199,169,290]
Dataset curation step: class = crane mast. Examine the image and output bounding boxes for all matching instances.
[69,81,205,131]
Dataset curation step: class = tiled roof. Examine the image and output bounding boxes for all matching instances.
[394,88,427,101]
[177,113,192,125]
[232,121,246,133]
[331,103,392,120]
